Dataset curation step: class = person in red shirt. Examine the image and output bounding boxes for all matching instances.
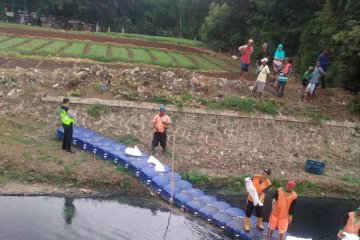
[151,105,171,155]
[266,181,297,240]
[238,39,254,79]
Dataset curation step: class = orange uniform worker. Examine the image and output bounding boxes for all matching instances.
[244,168,272,232]
[338,207,360,240]
[267,180,297,240]
[151,105,171,154]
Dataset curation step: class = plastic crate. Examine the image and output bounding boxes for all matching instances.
[305,159,325,175]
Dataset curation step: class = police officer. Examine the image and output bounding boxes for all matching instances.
[60,98,76,154]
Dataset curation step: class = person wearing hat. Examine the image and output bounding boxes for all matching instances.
[244,168,272,232]
[238,39,254,79]
[60,98,76,154]
[256,43,270,74]
[252,57,270,98]
[151,105,171,155]
[338,206,360,240]
[267,180,297,240]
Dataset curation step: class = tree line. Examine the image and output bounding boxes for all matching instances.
[5,0,360,92]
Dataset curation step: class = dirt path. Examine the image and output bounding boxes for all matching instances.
[106,46,112,58]
[82,44,90,55]
[146,49,157,62]
[58,42,73,54]
[0,26,209,55]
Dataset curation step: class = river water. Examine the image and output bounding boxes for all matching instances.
[0,195,358,240]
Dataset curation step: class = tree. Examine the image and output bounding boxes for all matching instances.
[199,3,232,52]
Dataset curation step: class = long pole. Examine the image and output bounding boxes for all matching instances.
[170,131,175,207]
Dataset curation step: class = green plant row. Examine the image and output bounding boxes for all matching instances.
[0,22,203,47]
[0,34,236,72]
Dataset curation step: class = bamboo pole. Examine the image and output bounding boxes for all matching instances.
[170,131,175,207]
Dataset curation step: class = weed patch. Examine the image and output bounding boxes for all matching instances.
[87,104,107,118]
[118,135,141,146]
[183,171,210,187]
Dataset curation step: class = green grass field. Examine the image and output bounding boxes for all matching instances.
[0,33,236,72]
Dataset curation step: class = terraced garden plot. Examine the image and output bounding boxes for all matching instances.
[0,33,237,72]
[38,41,69,55]
[61,42,86,57]
[0,37,29,50]
[166,52,197,69]
[203,55,239,72]
[13,39,50,52]
[190,54,223,71]
[111,46,130,62]
[130,48,153,64]
[149,50,176,67]
[0,34,10,41]
[87,44,108,61]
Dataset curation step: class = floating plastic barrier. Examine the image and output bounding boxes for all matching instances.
[160,183,181,202]
[199,195,217,205]
[212,212,232,228]
[225,207,245,218]
[198,205,219,222]
[173,192,193,209]
[185,199,205,215]
[211,201,231,212]
[186,188,205,199]
[128,159,150,176]
[150,175,170,194]
[56,126,292,240]
[138,167,159,185]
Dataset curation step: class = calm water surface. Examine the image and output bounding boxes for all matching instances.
[0,195,358,240]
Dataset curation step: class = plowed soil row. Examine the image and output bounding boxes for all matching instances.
[0,26,208,55]
[0,57,239,79]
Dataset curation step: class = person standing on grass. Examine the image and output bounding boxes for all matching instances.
[267,181,297,240]
[60,98,76,154]
[305,60,325,101]
[317,47,329,89]
[238,39,254,79]
[252,58,270,98]
[256,43,270,74]
[300,66,314,102]
[151,105,171,155]
[272,44,285,80]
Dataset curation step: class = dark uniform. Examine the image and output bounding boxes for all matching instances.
[60,105,75,152]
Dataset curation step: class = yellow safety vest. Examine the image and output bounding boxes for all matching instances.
[60,109,75,125]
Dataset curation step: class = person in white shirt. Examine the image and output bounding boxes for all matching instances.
[252,58,270,98]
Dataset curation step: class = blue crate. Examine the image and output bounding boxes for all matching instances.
[305,159,325,175]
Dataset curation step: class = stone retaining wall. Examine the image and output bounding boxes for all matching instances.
[2,96,359,178]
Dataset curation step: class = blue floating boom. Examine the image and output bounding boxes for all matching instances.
[56,126,283,239]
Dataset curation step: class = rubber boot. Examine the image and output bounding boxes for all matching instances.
[244,217,250,232]
[256,217,264,231]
